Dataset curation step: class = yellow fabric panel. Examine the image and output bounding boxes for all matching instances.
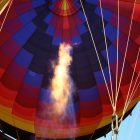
[0,105,34,133]
[13,115,34,133]
[0,0,10,15]
[0,105,14,126]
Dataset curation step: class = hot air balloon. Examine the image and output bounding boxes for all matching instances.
[0,0,140,140]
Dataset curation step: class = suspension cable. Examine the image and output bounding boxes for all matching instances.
[99,0,115,110]
[112,1,137,138]
[120,46,140,117]
[118,70,140,129]
[111,0,120,139]
[118,80,140,131]
[128,67,140,100]
[111,0,120,138]
[114,0,120,112]
[79,0,114,109]
[99,1,121,138]
[119,71,140,127]
[118,46,140,128]
[116,0,136,97]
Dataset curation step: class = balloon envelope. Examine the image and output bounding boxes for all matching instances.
[0,0,140,139]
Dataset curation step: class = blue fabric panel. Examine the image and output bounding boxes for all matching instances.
[78,25,87,34]
[40,88,52,103]
[87,0,98,4]
[15,49,33,67]
[24,71,43,87]
[74,102,80,112]
[102,45,121,64]
[72,36,82,44]
[78,11,86,22]
[32,0,45,8]
[44,13,53,24]
[46,25,55,36]
[95,7,112,21]
[19,10,36,25]
[66,99,76,115]
[13,23,36,46]
[105,24,120,41]
[52,37,62,46]
[94,67,110,84]
[78,86,99,101]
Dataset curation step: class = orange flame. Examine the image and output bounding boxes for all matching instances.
[50,43,73,116]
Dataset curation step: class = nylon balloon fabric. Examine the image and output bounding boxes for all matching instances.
[0,0,140,139]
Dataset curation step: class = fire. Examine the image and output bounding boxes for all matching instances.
[50,43,73,116]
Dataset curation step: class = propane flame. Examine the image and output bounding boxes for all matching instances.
[50,43,73,116]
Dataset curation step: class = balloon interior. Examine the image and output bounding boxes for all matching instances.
[0,0,140,140]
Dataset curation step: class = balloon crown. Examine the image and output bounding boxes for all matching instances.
[50,0,81,16]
